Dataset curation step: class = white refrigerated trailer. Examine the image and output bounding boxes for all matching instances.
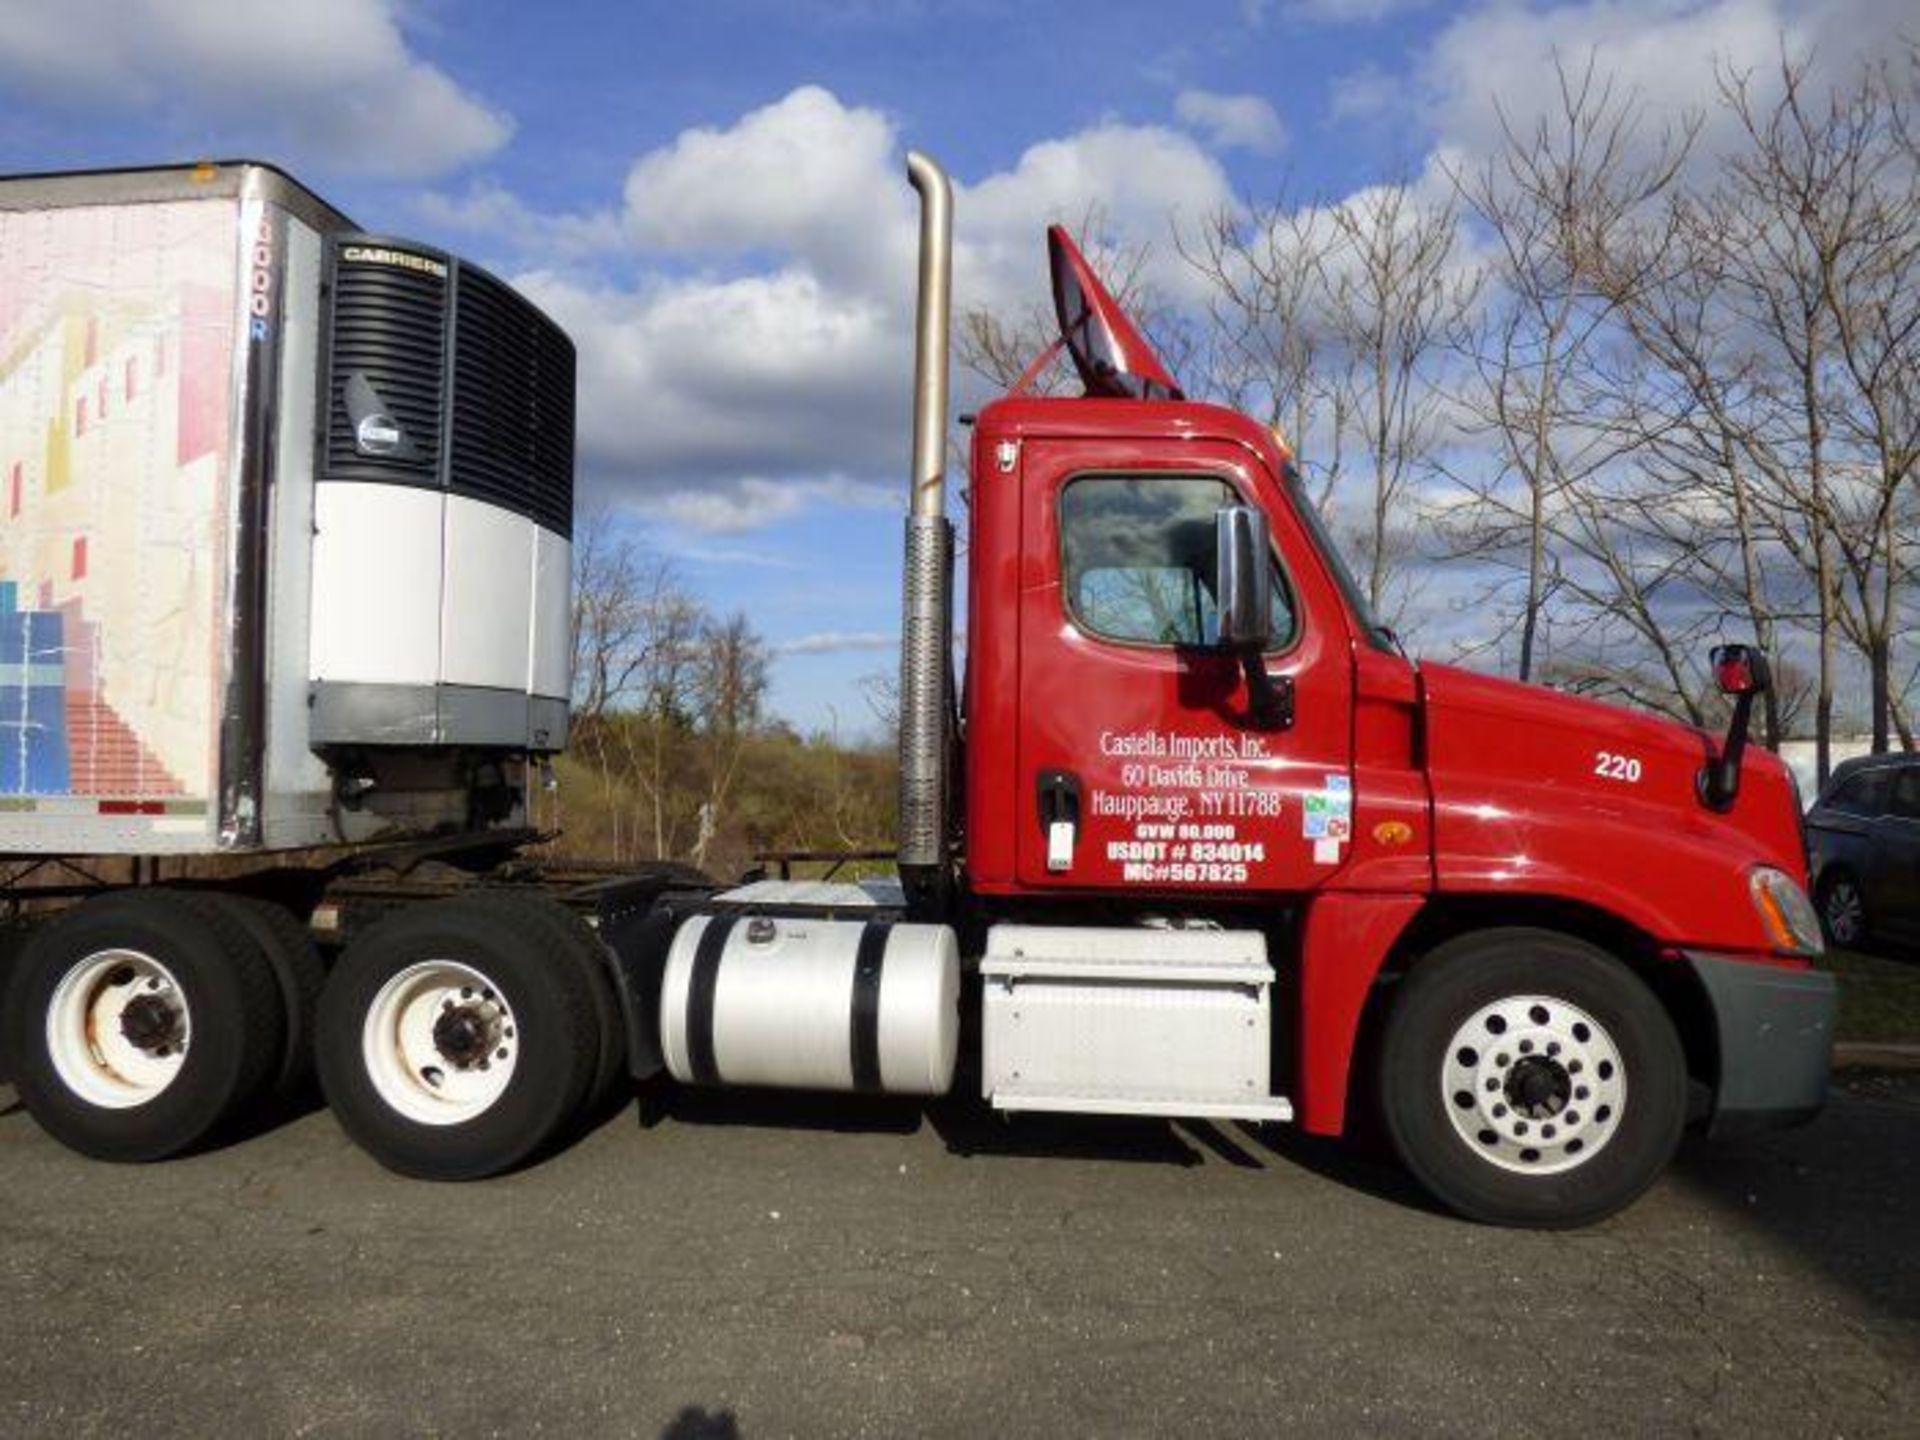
[0,161,573,853]
[0,162,623,1165]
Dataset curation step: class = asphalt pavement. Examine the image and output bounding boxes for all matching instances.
[1,1072,1915,1438]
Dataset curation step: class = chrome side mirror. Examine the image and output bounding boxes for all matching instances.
[1215,505,1273,650]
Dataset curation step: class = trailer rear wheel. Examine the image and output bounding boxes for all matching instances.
[504,894,629,1117]
[316,894,597,1180]
[1378,928,1686,1228]
[214,894,327,1108]
[3,890,286,1161]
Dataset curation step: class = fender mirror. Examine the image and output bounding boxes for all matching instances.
[1701,643,1771,811]
[1215,505,1273,651]
[1713,644,1771,697]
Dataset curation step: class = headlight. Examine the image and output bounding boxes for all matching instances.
[1749,867,1824,956]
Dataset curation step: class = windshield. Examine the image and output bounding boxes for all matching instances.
[1283,462,1394,653]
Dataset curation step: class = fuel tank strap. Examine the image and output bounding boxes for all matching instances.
[685,914,738,1085]
[850,921,891,1091]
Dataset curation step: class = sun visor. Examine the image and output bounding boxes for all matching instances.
[1047,224,1182,401]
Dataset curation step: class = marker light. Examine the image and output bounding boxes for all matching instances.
[1712,644,1769,697]
[1749,867,1824,956]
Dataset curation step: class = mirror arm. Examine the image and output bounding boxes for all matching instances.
[1241,652,1294,731]
[1698,690,1754,811]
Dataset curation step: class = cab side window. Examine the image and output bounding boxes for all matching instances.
[1060,476,1295,649]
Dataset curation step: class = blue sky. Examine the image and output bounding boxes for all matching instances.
[0,0,1890,734]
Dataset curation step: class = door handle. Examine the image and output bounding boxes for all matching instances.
[1036,769,1081,872]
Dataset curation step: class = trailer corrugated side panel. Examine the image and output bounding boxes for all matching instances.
[0,188,244,851]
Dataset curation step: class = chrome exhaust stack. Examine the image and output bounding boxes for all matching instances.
[897,150,954,907]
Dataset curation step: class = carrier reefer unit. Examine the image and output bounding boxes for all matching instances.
[0,162,571,856]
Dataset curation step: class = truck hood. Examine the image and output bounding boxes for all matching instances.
[1418,662,1807,950]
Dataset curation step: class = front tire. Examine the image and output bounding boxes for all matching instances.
[316,893,597,1180]
[1378,928,1686,1228]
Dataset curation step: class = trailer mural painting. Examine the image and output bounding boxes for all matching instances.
[0,199,235,804]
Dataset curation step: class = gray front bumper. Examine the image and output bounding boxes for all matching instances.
[1683,951,1837,1139]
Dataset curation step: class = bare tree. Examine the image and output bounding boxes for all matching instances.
[689,612,771,871]
[1677,48,1920,774]
[1180,191,1349,509]
[1443,55,1696,682]
[1323,181,1478,629]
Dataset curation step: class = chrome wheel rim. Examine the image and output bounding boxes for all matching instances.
[1441,994,1626,1176]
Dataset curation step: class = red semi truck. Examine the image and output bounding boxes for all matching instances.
[0,156,1834,1227]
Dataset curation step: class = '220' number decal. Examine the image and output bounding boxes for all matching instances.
[1593,751,1643,783]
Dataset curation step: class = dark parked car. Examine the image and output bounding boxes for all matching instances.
[1806,753,1920,952]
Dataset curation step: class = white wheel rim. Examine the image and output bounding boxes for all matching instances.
[362,961,519,1126]
[45,949,192,1109]
[1441,994,1627,1177]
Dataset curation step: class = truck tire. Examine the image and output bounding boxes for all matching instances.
[1378,928,1686,1229]
[315,893,597,1180]
[486,893,629,1119]
[2,889,286,1162]
[214,894,328,1108]
[0,921,30,1084]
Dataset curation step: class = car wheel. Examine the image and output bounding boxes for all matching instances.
[1817,871,1868,950]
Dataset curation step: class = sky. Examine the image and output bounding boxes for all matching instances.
[0,0,1900,735]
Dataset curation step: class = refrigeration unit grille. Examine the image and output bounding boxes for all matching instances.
[323,255,446,482]
[449,264,576,538]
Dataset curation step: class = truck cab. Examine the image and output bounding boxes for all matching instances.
[954,220,1834,1218]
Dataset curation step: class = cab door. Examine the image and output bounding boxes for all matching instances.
[1013,436,1356,895]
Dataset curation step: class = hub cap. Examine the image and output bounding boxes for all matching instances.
[1823,881,1863,947]
[1441,994,1626,1176]
[45,950,191,1109]
[362,961,518,1126]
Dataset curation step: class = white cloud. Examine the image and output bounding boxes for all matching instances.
[1327,62,1405,125]
[1246,0,1434,24]
[0,0,510,178]
[620,85,916,289]
[416,183,622,260]
[959,120,1235,313]
[646,477,897,535]
[441,88,1232,531]
[1415,0,1907,177]
[1175,90,1288,155]
[517,265,910,501]
[778,631,900,656]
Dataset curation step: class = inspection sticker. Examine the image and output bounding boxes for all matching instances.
[1302,774,1352,841]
